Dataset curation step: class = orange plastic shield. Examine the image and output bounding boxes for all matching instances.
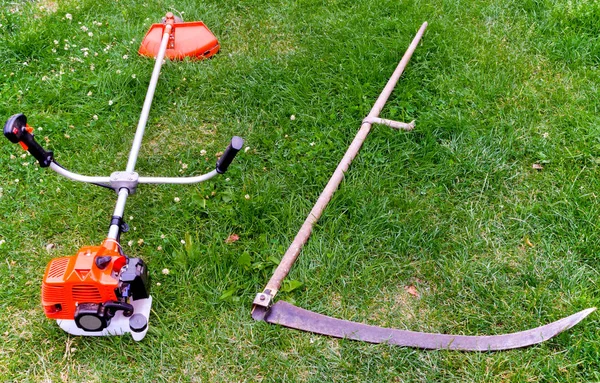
[139,21,220,60]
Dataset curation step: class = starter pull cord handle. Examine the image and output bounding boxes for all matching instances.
[216,136,244,174]
[4,114,54,167]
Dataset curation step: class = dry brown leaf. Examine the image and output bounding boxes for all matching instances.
[225,233,240,244]
[404,285,420,298]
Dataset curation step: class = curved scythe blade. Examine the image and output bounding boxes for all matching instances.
[260,301,595,351]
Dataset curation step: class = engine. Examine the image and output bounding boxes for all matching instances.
[41,239,149,332]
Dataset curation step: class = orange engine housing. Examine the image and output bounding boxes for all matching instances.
[42,239,126,320]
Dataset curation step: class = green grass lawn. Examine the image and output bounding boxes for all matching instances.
[1,0,599,381]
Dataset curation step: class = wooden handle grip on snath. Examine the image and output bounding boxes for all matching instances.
[264,22,428,296]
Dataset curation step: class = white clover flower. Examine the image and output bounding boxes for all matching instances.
[108,100,113,106]
[92,115,98,120]
[174,197,180,203]
[131,74,136,79]
[122,55,128,60]
[65,13,72,20]
[162,268,169,275]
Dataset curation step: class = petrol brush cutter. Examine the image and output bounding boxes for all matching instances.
[252,22,596,351]
[4,13,240,341]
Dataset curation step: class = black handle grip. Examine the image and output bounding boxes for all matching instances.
[216,136,244,174]
[4,113,27,143]
[4,113,54,167]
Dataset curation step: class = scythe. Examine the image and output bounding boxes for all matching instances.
[251,22,595,351]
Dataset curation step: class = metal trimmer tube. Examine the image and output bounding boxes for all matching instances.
[126,24,173,173]
[107,24,172,240]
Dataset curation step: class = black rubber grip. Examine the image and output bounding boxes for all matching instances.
[216,136,244,174]
[4,113,54,167]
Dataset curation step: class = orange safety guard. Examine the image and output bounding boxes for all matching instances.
[41,239,126,320]
[138,21,220,60]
